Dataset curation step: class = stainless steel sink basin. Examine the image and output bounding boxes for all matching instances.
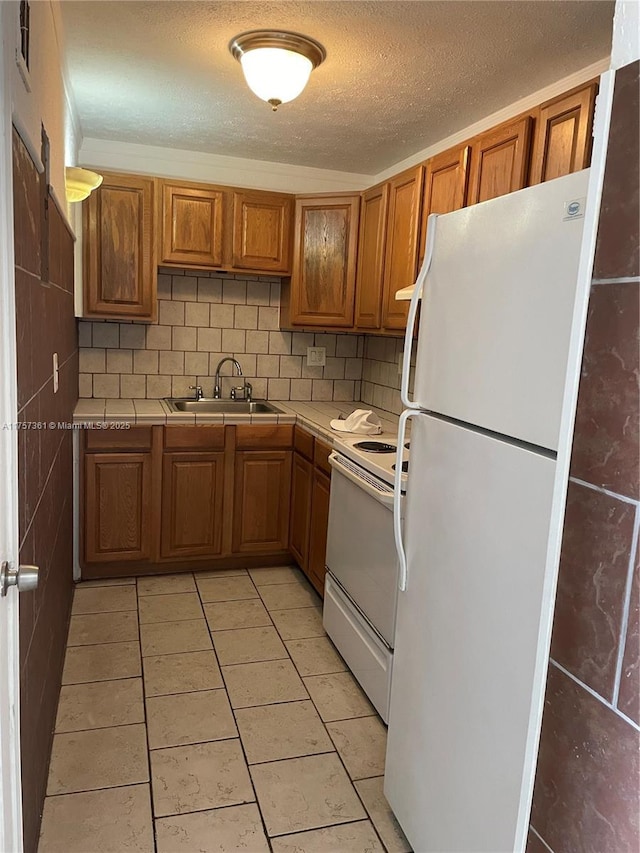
[165,398,283,415]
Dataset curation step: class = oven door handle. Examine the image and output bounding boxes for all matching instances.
[329,453,395,508]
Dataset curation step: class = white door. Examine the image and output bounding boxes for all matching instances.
[0,16,24,853]
[414,170,589,451]
[385,414,557,853]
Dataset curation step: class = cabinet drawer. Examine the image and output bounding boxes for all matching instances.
[164,425,225,451]
[314,439,333,476]
[294,426,315,461]
[235,424,293,450]
[84,426,152,452]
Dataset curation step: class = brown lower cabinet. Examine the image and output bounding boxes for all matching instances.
[84,451,154,563]
[81,424,296,575]
[307,467,331,595]
[232,451,292,554]
[289,451,313,572]
[160,452,225,558]
[288,429,332,596]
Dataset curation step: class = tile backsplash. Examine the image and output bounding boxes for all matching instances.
[79,270,365,402]
[360,335,415,416]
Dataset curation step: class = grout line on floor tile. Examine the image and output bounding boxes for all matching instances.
[243,748,338,768]
[134,591,157,851]
[192,574,274,849]
[265,815,375,841]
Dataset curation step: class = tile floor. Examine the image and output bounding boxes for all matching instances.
[38,565,411,853]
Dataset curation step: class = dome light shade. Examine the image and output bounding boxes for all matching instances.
[230,30,326,111]
[65,167,103,203]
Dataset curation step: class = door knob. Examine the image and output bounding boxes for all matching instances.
[0,561,39,596]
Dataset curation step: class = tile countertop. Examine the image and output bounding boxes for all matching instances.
[72,399,400,446]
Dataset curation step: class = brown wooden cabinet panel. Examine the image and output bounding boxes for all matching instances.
[84,452,152,562]
[83,172,156,320]
[529,83,597,185]
[231,190,293,272]
[419,145,470,265]
[160,452,225,558]
[85,426,153,452]
[290,195,360,327]
[232,451,292,553]
[235,424,293,450]
[355,183,389,329]
[160,181,224,267]
[293,425,314,461]
[308,467,331,595]
[164,425,225,451]
[289,451,313,572]
[468,117,532,205]
[381,166,424,331]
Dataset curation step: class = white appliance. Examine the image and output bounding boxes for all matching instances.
[385,170,597,853]
[323,437,407,722]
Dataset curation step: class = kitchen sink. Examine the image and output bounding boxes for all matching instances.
[165,398,283,414]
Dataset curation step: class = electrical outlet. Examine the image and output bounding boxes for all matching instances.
[307,347,326,367]
[398,352,404,375]
[52,352,59,393]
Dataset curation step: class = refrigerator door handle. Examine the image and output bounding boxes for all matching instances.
[394,409,418,591]
[401,213,438,410]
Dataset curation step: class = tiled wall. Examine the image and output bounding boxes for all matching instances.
[13,130,78,853]
[360,335,413,416]
[527,60,640,853]
[78,271,365,403]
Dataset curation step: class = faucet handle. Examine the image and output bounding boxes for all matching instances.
[189,385,203,400]
[244,381,252,402]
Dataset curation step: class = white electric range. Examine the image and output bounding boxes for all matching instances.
[323,434,409,722]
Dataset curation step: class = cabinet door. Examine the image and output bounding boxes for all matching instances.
[160,181,224,267]
[355,183,389,329]
[289,451,313,573]
[232,190,293,272]
[381,166,424,331]
[232,451,292,553]
[419,145,470,266]
[308,468,331,596]
[529,83,597,185]
[83,173,156,320]
[290,195,360,327]
[84,452,153,563]
[160,452,225,558]
[467,117,532,205]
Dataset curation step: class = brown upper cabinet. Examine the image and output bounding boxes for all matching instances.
[288,194,360,327]
[529,82,598,185]
[231,190,293,273]
[381,165,424,331]
[83,172,157,320]
[419,144,471,265]
[160,180,224,268]
[354,183,389,329]
[467,116,532,205]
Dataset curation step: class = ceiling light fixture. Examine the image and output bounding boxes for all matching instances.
[229,30,326,111]
[65,166,103,203]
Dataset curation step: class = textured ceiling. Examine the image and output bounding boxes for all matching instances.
[60,0,614,174]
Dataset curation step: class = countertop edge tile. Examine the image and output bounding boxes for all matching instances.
[73,399,400,441]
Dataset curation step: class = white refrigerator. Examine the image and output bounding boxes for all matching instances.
[385,170,594,852]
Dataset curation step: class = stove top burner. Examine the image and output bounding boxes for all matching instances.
[392,460,410,473]
[354,441,397,454]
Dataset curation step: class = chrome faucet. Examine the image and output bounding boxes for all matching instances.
[213,357,243,399]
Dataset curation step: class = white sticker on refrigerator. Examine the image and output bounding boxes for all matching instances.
[563,197,586,221]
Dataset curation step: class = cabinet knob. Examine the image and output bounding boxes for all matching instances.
[0,562,39,596]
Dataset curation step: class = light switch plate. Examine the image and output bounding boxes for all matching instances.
[307,347,326,367]
[52,352,59,393]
